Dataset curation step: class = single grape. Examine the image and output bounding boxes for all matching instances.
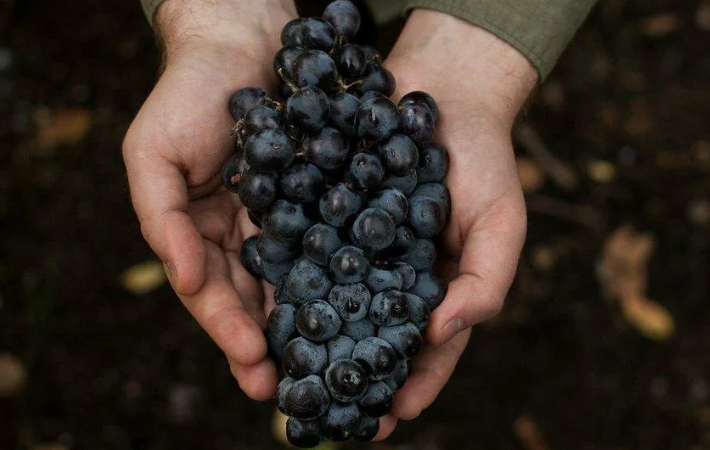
[282,163,325,203]
[286,417,322,448]
[417,143,450,183]
[355,64,396,97]
[377,225,416,259]
[352,337,397,380]
[304,127,351,170]
[277,377,294,414]
[325,359,368,403]
[338,43,367,79]
[379,133,419,176]
[297,300,342,342]
[286,259,334,306]
[367,188,409,225]
[329,92,360,137]
[244,129,295,173]
[340,318,377,342]
[241,105,282,139]
[383,170,418,196]
[319,183,363,227]
[346,152,385,191]
[356,96,399,142]
[274,45,305,82]
[274,275,293,305]
[320,402,361,441]
[382,359,409,391]
[221,153,249,193]
[364,267,403,294]
[393,263,416,290]
[286,86,330,133]
[257,233,299,263]
[354,415,379,441]
[328,283,371,322]
[330,246,370,284]
[238,169,277,211]
[266,303,297,360]
[402,238,437,271]
[228,86,269,121]
[282,17,336,51]
[369,290,410,327]
[282,337,328,379]
[407,196,446,238]
[284,374,330,419]
[281,18,305,46]
[407,271,447,310]
[302,223,344,266]
[404,293,430,331]
[377,322,422,359]
[352,208,396,251]
[412,182,451,215]
[323,0,361,38]
[240,235,263,278]
[399,102,435,146]
[263,200,314,243]
[357,381,393,417]
[292,49,339,93]
[399,90,439,123]
[262,259,296,285]
[327,334,357,363]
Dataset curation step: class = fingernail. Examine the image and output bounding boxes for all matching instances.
[440,318,466,344]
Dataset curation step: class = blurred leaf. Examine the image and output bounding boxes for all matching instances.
[121,260,167,295]
[35,108,91,148]
[588,160,616,183]
[272,408,340,449]
[621,295,675,341]
[0,353,27,397]
[517,158,545,193]
[640,12,681,37]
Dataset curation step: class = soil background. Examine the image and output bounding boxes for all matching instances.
[1,0,710,449]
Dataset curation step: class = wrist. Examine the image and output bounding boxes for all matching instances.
[387,9,538,126]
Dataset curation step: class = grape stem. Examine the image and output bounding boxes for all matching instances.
[339,78,363,93]
[277,67,300,93]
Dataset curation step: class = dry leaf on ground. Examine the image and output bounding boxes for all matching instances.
[121,260,168,295]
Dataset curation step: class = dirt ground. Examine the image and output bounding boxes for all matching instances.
[1,0,709,449]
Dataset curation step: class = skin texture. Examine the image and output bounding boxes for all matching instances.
[123,1,536,440]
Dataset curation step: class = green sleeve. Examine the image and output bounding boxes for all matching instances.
[404,0,597,80]
[141,0,169,26]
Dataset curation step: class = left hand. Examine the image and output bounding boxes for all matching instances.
[374,9,538,439]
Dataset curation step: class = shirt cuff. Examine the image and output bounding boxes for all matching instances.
[404,0,597,81]
[141,0,170,26]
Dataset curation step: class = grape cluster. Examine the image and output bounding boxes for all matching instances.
[222,1,450,447]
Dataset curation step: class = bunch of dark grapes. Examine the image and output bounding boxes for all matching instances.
[222,1,450,446]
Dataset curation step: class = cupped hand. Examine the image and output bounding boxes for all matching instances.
[374,10,538,439]
[122,0,296,400]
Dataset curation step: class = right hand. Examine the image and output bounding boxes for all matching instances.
[122,0,296,400]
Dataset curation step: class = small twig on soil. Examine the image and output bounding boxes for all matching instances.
[515,122,579,191]
[526,195,606,232]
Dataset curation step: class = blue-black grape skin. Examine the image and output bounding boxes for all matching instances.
[357,381,393,417]
[364,266,403,293]
[257,234,299,264]
[407,271,447,310]
[282,163,325,204]
[340,318,377,342]
[355,64,396,97]
[382,359,409,391]
[378,225,416,259]
[262,259,296,285]
[286,86,330,133]
[278,377,295,414]
[304,127,351,171]
[286,259,334,306]
[356,96,400,142]
[282,17,336,51]
[417,143,450,183]
[237,170,277,211]
[240,235,263,278]
[228,86,269,121]
[404,293,431,331]
[379,134,420,176]
[325,359,368,402]
[327,334,357,363]
[399,102,435,146]
[377,322,422,359]
[403,238,437,271]
[328,283,371,322]
[286,417,323,448]
[369,290,410,326]
[347,152,385,191]
[393,263,416,290]
[274,275,293,305]
[367,188,409,225]
[319,184,363,227]
[359,90,384,104]
[399,90,440,123]
[383,170,418,196]
[338,43,367,79]
[244,129,295,173]
[303,223,344,266]
[297,300,343,342]
[329,92,360,137]
[221,153,249,193]
[354,415,380,441]
[330,245,370,284]
[320,402,361,441]
[266,303,298,360]
[352,337,397,380]
[281,18,304,46]
[413,182,451,215]
[274,45,305,82]
[283,337,329,379]
[241,106,282,139]
[407,196,447,238]
[292,49,340,93]
[263,200,315,244]
[323,0,361,38]
[352,208,396,251]
[284,374,331,420]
